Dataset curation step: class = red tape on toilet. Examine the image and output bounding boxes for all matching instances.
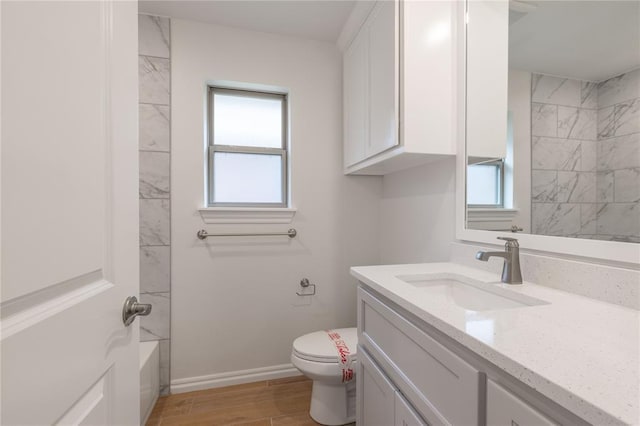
[326,330,354,383]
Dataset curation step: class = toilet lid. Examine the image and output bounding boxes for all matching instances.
[292,328,358,363]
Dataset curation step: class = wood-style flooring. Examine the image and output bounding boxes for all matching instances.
[145,376,333,426]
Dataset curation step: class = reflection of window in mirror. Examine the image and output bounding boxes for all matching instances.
[467,113,514,208]
[467,159,504,207]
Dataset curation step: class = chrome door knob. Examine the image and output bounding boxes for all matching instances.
[122,296,152,326]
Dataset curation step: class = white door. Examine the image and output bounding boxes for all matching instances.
[1,1,140,425]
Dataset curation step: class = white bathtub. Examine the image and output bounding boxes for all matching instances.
[140,341,160,425]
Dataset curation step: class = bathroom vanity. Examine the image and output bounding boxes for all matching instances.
[352,263,639,425]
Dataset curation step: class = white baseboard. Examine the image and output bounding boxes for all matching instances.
[170,363,303,394]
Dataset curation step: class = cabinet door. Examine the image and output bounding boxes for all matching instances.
[402,0,456,155]
[395,392,428,426]
[343,24,369,167]
[357,348,396,426]
[367,0,399,157]
[359,287,479,425]
[487,380,556,426]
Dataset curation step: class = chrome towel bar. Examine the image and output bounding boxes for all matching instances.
[197,228,297,240]
[492,225,523,233]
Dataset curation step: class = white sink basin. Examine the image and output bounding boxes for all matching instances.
[396,273,549,311]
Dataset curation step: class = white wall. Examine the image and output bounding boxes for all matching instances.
[379,158,457,264]
[170,19,382,389]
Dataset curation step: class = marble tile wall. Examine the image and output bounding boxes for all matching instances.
[530,73,598,238]
[530,70,640,242]
[139,14,171,395]
[595,68,640,243]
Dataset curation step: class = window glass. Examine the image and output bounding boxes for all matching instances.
[467,163,501,205]
[212,152,283,204]
[213,93,283,148]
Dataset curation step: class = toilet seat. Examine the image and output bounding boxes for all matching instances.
[292,348,338,363]
[292,328,358,364]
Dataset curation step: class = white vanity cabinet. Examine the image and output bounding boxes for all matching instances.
[487,380,556,426]
[358,349,398,426]
[357,285,587,426]
[341,0,457,175]
[395,392,428,426]
[358,344,428,426]
[358,287,481,425]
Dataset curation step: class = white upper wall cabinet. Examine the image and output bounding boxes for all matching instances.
[344,24,369,167]
[341,0,457,175]
[367,1,399,159]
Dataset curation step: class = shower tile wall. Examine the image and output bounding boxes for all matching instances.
[531,74,597,237]
[596,69,640,242]
[139,14,171,395]
[531,69,640,242]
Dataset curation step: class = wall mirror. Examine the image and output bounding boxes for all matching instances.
[460,0,640,263]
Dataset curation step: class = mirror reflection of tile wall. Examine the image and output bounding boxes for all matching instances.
[531,69,640,242]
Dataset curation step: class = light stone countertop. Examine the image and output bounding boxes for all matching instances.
[351,262,639,426]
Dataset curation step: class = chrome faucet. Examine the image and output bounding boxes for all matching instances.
[475,237,523,284]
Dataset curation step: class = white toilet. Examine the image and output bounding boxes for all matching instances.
[291,328,358,425]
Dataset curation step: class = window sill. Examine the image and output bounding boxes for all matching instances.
[467,207,519,221]
[198,207,297,224]
[467,208,520,231]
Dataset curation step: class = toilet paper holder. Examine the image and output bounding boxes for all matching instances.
[296,278,316,296]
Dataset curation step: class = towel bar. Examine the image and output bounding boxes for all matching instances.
[196,228,297,240]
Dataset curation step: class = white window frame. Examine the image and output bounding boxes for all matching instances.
[467,158,504,208]
[207,86,288,208]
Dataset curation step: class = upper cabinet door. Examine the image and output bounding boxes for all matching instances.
[402,0,456,156]
[344,24,370,168]
[368,0,399,157]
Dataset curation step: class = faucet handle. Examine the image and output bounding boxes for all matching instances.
[497,236,519,247]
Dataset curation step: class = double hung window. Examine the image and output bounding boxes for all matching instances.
[208,87,288,207]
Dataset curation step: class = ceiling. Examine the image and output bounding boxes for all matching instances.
[140,1,639,81]
[139,0,356,43]
[509,1,640,81]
